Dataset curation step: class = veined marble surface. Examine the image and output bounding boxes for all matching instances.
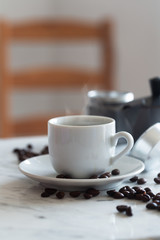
[0,136,160,240]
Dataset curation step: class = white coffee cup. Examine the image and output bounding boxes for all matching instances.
[48,115,134,179]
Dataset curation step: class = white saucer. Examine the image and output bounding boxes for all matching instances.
[19,154,145,191]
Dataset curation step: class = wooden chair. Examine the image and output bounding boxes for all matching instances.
[0,19,114,137]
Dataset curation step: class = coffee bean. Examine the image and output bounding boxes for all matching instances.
[153,200,160,205]
[86,188,100,197]
[107,190,116,197]
[56,191,65,199]
[135,193,144,200]
[89,174,98,179]
[41,192,51,198]
[132,187,146,194]
[119,187,127,193]
[126,206,133,216]
[116,205,128,212]
[130,176,138,182]
[83,193,92,199]
[137,178,147,185]
[27,144,33,149]
[157,173,160,178]
[141,194,151,202]
[147,191,155,198]
[153,194,160,201]
[146,202,158,210]
[99,173,109,178]
[40,146,49,155]
[56,174,66,178]
[154,177,160,184]
[144,187,152,193]
[113,192,124,199]
[45,188,57,195]
[111,169,120,175]
[69,191,81,198]
[104,172,111,177]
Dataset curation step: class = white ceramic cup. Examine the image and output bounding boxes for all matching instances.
[48,115,134,178]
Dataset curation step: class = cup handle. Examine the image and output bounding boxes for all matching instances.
[110,131,134,165]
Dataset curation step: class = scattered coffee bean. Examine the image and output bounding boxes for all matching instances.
[40,146,49,155]
[157,173,160,178]
[153,194,160,201]
[146,202,158,210]
[56,191,65,199]
[135,193,144,201]
[111,169,120,176]
[137,178,147,185]
[126,206,133,216]
[116,205,128,212]
[104,172,111,177]
[132,186,146,194]
[69,191,81,198]
[154,177,160,184]
[45,188,57,195]
[144,187,152,193]
[107,189,116,197]
[89,174,98,179]
[147,191,155,198]
[56,174,66,178]
[130,176,138,182]
[99,173,109,178]
[41,192,51,198]
[153,200,160,205]
[83,193,92,199]
[27,144,33,149]
[141,194,151,202]
[86,188,100,197]
[113,192,124,199]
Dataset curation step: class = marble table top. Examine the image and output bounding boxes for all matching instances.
[0,136,160,240]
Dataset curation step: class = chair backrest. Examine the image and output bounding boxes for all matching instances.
[0,19,114,137]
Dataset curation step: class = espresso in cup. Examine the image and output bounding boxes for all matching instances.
[48,115,134,179]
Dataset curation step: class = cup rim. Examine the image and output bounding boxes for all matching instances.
[48,115,115,128]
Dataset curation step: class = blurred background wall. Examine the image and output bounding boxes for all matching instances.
[0,0,160,120]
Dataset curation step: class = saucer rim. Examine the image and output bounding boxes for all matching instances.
[19,154,145,184]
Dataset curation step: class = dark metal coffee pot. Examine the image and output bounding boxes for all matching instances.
[86,77,160,141]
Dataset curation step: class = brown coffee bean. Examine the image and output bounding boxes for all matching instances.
[141,194,151,202]
[27,144,33,149]
[107,190,116,197]
[104,172,111,177]
[153,194,160,201]
[154,177,160,184]
[89,174,98,179]
[86,188,100,197]
[83,193,92,199]
[99,173,109,178]
[126,206,133,216]
[132,187,146,194]
[69,191,81,198]
[40,146,49,155]
[45,188,57,195]
[137,178,147,185]
[41,192,51,198]
[56,174,66,178]
[147,191,155,198]
[144,187,152,193]
[116,205,128,212]
[113,192,124,199]
[119,187,127,193]
[135,193,144,200]
[157,173,160,178]
[111,169,120,175]
[146,202,158,209]
[56,191,65,199]
[153,200,160,205]
[130,176,138,182]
